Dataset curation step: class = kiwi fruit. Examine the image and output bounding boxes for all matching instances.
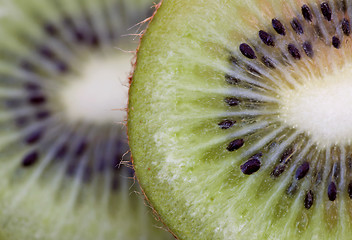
[0,0,174,239]
[129,0,352,239]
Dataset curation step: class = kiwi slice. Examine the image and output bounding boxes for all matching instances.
[129,0,352,239]
[0,0,174,239]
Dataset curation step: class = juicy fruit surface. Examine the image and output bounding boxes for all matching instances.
[129,0,352,239]
[0,0,174,239]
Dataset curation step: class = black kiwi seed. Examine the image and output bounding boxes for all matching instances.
[73,29,86,44]
[272,164,286,177]
[328,181,337,201]
[36,110,51,120]
[89,34,100,48]
[287,44,301,60]
[43,22,59,36]
[25,128,45,145]
[239,43,257,59]
[304,190,314,209]
[342,18,351,36]
[225,97,240,106]
[28,94,47,106]
[240,157,261,175]
[332,36,341,49]
[259,30,275,46]
[225,74,241,84]
[227,139,245,151]
[271,149,294,177]
[74,139,88,157]
[37,45,56,60]
[272,18,286,35]
[321,2,332,21]
[54,60,70,73]
[295,162,310,180]
[348,181,352,199]
[218,120,236,129]
[63,17,86,43]
[280,148,294,163]
[290,18,304,34]
[25,82,41,92]
[54,143,68,159]
[301,4,313,22]
[22,151,39,167]
[302,41,314,58]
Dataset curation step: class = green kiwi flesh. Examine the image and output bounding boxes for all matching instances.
[0,0,174,239]
[129,0,352,239]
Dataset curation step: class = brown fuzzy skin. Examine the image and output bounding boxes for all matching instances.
[128,1,163,86]
[136,181,179,239]
[127,1,179,239]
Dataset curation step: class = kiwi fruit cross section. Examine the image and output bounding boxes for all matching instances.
[0,0,174,239]
[129,0,352,239]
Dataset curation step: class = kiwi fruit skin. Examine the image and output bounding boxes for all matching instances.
[0,0,175,239]
[129,0,352,239]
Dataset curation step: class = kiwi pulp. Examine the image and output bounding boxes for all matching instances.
[129,0,352,239]
[0,0,174,239]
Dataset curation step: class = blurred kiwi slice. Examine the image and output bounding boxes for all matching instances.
[129,0,352,239]
[0,0,174,239]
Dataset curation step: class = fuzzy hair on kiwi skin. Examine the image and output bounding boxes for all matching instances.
[128,1,179,239]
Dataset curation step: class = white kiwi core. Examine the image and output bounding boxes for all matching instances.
[59,54,131,124]
[280,64,352,147]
